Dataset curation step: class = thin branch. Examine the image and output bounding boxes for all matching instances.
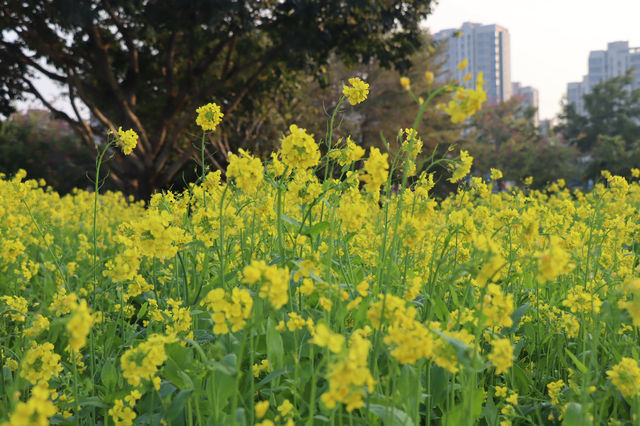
[67,82,96,147]
[23,78,94,149]
[89,25,152,154]
[7,48,68,83]
[102,0,139,106]
[221,36,237,80]
[68,73,121,144]
[160,146,198,186]
[205,148,225,172]
[165,31,177,97]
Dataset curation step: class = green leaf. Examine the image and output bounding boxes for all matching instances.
[136,302,148,320]
[483,393,498,426]
[266,317,284,370]
[302,221,330,237]
[77,396,109,409]
[163,358,193,390]
[428,364,449,408]
[100,361,118,391]
[505,303,530,334]
[258,365,295,385]
[434,330,484,372]
[209,353,237,376]
[168,389,193,421]
[368,403,415,426]
[280,214,301,228]
[564,349,588,375]
[562,402,593,426]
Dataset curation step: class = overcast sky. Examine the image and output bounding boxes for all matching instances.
[424,0,640,120]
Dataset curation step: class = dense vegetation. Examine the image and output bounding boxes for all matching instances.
[1,77,640,426]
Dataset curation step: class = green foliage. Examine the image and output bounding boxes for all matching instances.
[587,134,640,179]
[0,110,94,194]
[465,97,579,188]
[556,70,640,180]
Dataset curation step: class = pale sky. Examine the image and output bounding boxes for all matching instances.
[425,0,640,120]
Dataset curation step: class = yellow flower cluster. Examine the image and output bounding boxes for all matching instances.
[242,260,290,310]
[66,298,95,353]
[310,323,345,353]
[116,127,139,155]
[360,147,389,194]
[449,149,473,183]
[195,102,224,132]
[1,383,57,426]
[342,77,369,105]
[479,284,514,329]
[108,390,142,426]
[606,357,640,398]
[201,287,253,334]
[401,128,423,176]
[121,334,175,387]
[0,295,28,322]
[618,277,640,326]
[547,379,564,405]
[444,72,487,123]
[280,124,320,170]
[488,338,514,375]
[20,342,62,385]
[336,136,365,167]
[538,236,571,282]
[320,328,375,411]
[227,148,265,193]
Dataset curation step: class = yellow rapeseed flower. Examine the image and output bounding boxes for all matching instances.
[195,102,224,132]
[280,124,320,170]
[607,357,640,398]
[116,127,139,155]
[226,149,264,193]
[488,338,514,375]
[425,71,435,84]
[255,400,269,418]
[449,150,473,183]
[342,77,369,105]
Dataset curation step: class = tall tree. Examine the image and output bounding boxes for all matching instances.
[556,70,640,153]
[465,96,579,188]
[1,0,435,198]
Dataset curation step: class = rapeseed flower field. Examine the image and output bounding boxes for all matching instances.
[1,72,640,426]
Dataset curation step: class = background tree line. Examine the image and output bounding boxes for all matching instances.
[2,0,638,198]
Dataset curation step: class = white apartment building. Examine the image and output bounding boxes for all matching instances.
[566,41,640,115]
[512,82,540,126]
[434,22,512,103]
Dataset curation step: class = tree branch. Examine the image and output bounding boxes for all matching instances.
[160,146,198,187]
[89,25,152,156]
[23,78,94,149]
[102,0,139,106]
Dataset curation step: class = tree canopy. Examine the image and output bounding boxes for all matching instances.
[465,96,579,188]
[556,70,640,153]
[1,0,435,198]
[555,70,640,180]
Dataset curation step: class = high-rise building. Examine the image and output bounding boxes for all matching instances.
[434,22,512,103]
[566,41,640,115]
[512,82,540,126]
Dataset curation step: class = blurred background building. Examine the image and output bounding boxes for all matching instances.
[434,22,512,103]
[512,82,540,126]
[566,41,640,114]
